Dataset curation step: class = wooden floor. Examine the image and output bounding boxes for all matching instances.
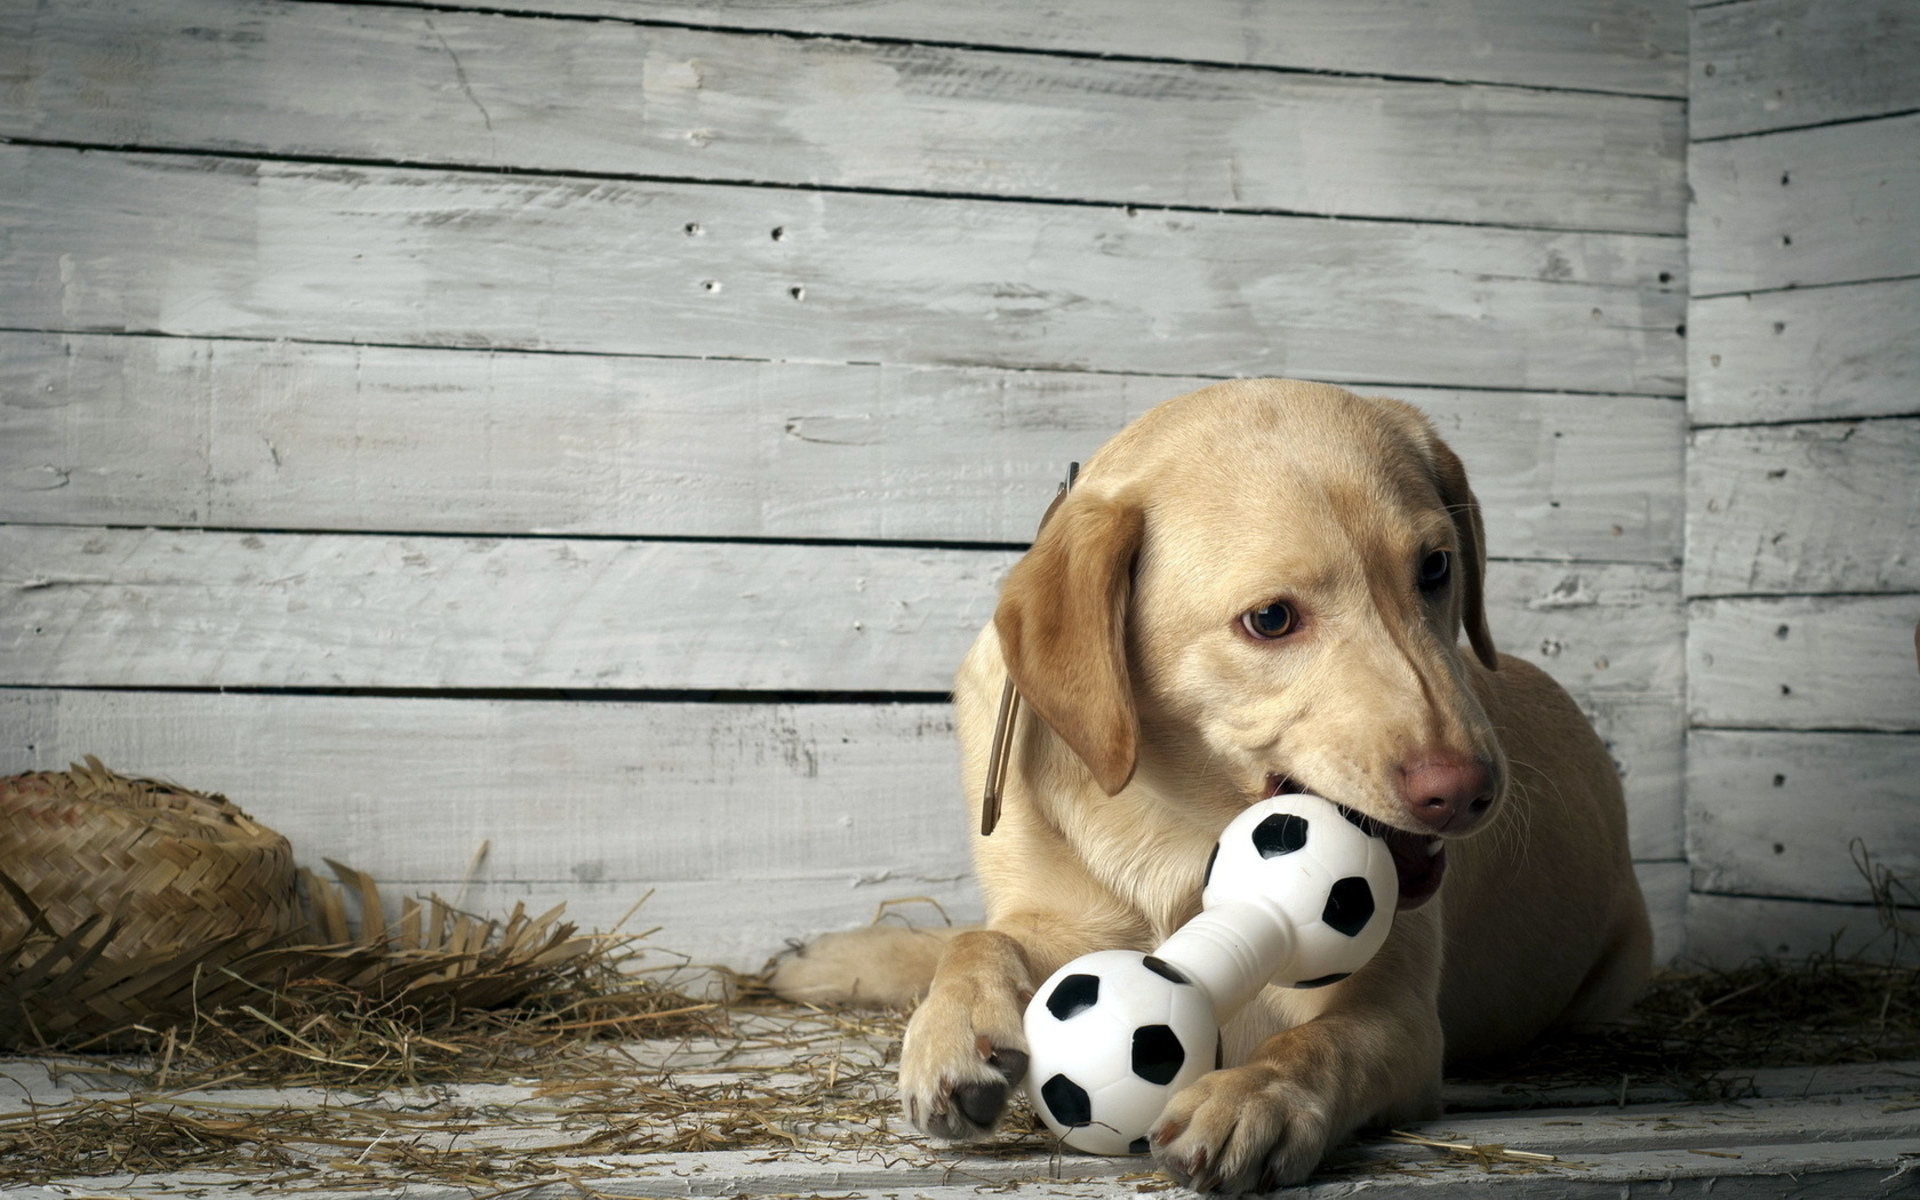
[3,1008,1915,1199]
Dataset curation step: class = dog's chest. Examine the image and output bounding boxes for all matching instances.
[1065,797,1219,943]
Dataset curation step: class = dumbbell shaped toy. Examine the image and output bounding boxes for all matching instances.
[1020,793,1399,1154]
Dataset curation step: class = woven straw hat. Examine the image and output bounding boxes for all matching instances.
[0,757,302,1046]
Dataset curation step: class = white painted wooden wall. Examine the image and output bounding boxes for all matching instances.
[1683,0,1920,963]
[0,0,1890,974]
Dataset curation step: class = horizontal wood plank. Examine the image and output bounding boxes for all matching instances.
[1688,595,1920,731]
[1692,0,1920,139]
[1686,892,1916,967]
[0,332,1684,562]
[1686,419,1920,596]
[0,527,1014,692]
[0,541,1683,862]
[1689,112,1920,297]
[1689,277,1920,423]
[1687,730,1920,904]
[323,0,1689,97]
[0,0,1685,234]
[0,525,1681,692]
[0,145,1688,394]
[0,689,968,889]
[0,689,1684,964]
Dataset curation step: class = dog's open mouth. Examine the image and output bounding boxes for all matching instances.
[1265,776,1446,910]
[1379,827,1446,909]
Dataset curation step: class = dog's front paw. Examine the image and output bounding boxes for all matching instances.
[898,988,1031,1141]
[1148,1063,1333,1193]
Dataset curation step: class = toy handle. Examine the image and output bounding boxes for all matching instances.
[1152,897,1295,1024]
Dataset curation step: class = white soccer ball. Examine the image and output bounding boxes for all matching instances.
[1022,949,1218,1155]
[1200,793,1399,986]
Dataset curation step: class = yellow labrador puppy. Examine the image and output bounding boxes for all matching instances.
[774,379,1650,1191]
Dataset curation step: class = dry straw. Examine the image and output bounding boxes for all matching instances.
[0,759,703,1054]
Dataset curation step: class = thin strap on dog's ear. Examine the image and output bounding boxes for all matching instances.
[981,463,1078,836]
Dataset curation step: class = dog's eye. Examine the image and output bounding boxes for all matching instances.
[1241,601,1298,640]
[1418,550,1452,593]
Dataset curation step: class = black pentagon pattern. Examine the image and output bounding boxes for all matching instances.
[1130,1024,1185,1085]
[1129,1136,1151,1155]
[1334,804,1385,838]
[1290,972,1352,989]
[1141,955,1190,985]
[1202,842,1220,888]
[1251,813,1309,858]
[1321,876,1376,937]
[1040,1074,1092,1127]
[1046,973,1100,1020]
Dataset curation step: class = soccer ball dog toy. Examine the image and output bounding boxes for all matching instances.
[1021,793,1398,1154]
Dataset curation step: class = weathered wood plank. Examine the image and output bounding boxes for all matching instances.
[0,690,967,887]
[1688,595,1920,731]
[1689,277,1920,423]
[1692,0,1920,140]
[0,527,1014,691]
[301,0,1688,97]
[1586,695,1683,861]
[1686,419,1920,596]
[0,146,1688,394]
[1689,112,1920,297]
[1634,860,1688,965]
[0,332,1685,562]
[1687,891,1917,967]
[0,0,1686,234]
[1478,564,1684,860]
[0,688,978,966]
[1687,730,1920,905]
[0,525,1682,691]
[0,689,1684,961]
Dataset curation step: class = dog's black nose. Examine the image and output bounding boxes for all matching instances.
[1397,753,1494,834]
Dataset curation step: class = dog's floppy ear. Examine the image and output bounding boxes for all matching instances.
[1425,439,1498,670]
[994,493,1144,796]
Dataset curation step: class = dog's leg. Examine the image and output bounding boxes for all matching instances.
[900,905,1149,1140]
[767,924,963,1008]
[1149,917,1444,1192]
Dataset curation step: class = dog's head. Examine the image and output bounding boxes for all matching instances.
[993,379,1506,908]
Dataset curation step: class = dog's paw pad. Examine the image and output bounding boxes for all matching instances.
[950,1078,1010,1130]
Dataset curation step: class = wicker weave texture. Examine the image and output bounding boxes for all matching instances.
[0,758,301,1045]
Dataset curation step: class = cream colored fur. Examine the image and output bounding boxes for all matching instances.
[771,380,1650,1191]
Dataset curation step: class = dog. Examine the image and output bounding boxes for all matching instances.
[772,379,1651,1191]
